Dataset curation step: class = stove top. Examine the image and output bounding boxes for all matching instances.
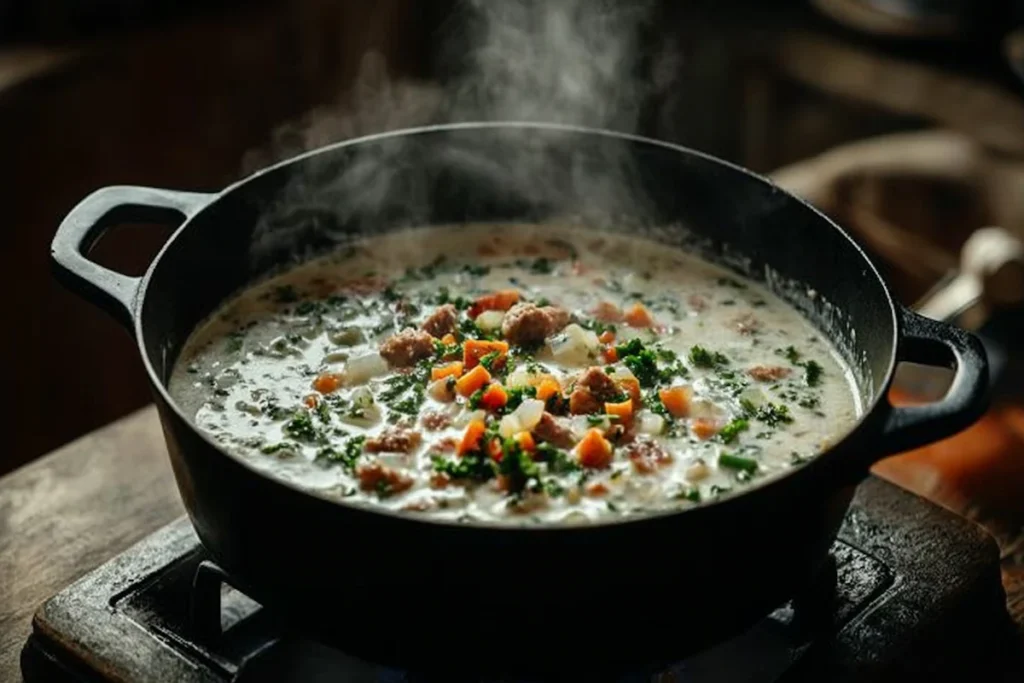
[20,478,1019,683]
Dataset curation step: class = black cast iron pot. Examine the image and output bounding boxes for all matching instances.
[51,123,988,676]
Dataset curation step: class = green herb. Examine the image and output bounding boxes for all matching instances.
[674,487,701,502]
[379,363,429,418]
[284,410,322,443]
[316,435,365,472]
[778,346,801,363]
[260,442,297,456]
[718,418,749,444]
[499,438,542,495]
[586,414,608,426]
[615,339,663,388]
[689,345,729,369]
[381,286,401,302]
[433,338,462,360]
[479,351,500,372]
[462,264,491,277]
[797,395,820,410]
[535,444,581,474]
[432,454,495,482]
[804,360,823,387]
[543,479,566,497]
[504,385,537,413]
[719,452,758,472]
[296,300,327,317]
[742,399,793,427]
[315,401,332,424]
[606,501,620,513]
[468,387,486,410]
[643,393,684,437]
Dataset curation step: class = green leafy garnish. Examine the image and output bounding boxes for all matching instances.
[504,385,537,413]
[432,454,495,482]
[316,435,366,472]
[479,351,501,372]
[804,360,823,387]
[499,438,542,495]
[689,345,729,369]
[741,399,793,427]
[718,418,749,444]
[284,410,322,443]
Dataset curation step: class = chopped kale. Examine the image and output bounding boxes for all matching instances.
[284,410,322,443]
[719,452,758,473]
[718,418,749,444]
[432,454,495,482]
[260,442,297,456]
[379,363,429,418]
[777,346,801,363]
[314,400,332,424]
[741,399,793,427]
[673,487,701,502]
[433,338,462,360]
[504,385,537,413]
[296,300,328,317]
[689,345,729,369]
[535,443,581,474]
[498,438,542,495]
[479,351,501,372]
[316,435,366,472]
[804,360,823,387]
[468,387,486,410]
[797,395,820,410]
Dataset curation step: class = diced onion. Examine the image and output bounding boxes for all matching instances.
[329,326,365,346]
[607,366,637,383]
[738,387,766,410]
[511,398,545,431]
[689,398,725,421]
[428,379,455,402]
[455,408,486,428]
[475,309,505,331]
[685,461,710,481]
[499,414,522,439]
[637,410,665,436]
[549,323,599,366]
[570,414,611,438]
[345,353,388,385]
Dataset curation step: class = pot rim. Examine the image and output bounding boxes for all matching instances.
[131,120,900,532]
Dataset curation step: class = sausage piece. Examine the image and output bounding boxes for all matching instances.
[356,460,414,494]
[364,427,422,453]
[421,304,458,339]
[747,365,791,382]
[501,303,570,346]
[532,412,576,448]
[380,328,434,367]
[569,367,622,415]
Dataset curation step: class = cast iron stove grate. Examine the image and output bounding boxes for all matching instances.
[20,478,1018,682]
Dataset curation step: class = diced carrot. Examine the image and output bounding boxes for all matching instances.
[692,418,719,440]
[455,365,492,397]
[312,372,343,394]
[463,339,509,370]
[605,399,634,423]
[624,302,655,327]
[303,394,319,409]
[514,431,536,453]
[487,437,504,461]
[576,428,613,469]
[431,361,464,381]
[535,378,562,402]
[658,386,692,418]
[585,481,610,496]
[440,333,456,346]
[457,419,487,456]
[480,383,508,411]
[619,377,642,408]
[601,346,618,363]
[598,330,616,344]
[468,289,520,318]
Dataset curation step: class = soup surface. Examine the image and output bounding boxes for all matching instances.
[169,224,861,524]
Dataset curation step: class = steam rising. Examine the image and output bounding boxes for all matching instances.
[246,0,670,270]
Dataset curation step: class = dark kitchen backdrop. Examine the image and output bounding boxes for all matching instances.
[2,0,1024,543]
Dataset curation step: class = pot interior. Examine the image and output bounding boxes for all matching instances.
[139,124,895,415]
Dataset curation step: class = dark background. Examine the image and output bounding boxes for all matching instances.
[2,0,1023,475]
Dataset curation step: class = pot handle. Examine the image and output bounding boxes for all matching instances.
[51,185,215,328]
[879,307,989,455]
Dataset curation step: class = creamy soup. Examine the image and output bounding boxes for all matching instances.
[169,224,862,524]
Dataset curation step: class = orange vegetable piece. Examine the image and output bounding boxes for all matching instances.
[455,365,492,397]
[624,302,655,328]
[514,431,536,453]
[431,361,464,381]
[576,428,614,469]
[605,399,634,423]
[619,378,642,408]
[592,301,623,322]
[458,419,487,456]
[601,346,618,363]
[487,437,504,461]
[535,378,562,402]
[480,383,508,411]
[440,333,456,346]
[692,418,719,440]
[598,330,616,344]
[463,339,509,370]
[468,289,520,318]
[658,386,692,418]
[312,372,343,394]
[303,394,319,409]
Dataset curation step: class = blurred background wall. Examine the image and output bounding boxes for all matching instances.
[2,0,1024,490]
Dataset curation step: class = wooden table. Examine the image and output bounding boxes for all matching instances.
[1,406,1022,682]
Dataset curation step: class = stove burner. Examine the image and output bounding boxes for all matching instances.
[20,478,1020,682]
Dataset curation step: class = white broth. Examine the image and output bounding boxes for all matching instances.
[169,223,862,524]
